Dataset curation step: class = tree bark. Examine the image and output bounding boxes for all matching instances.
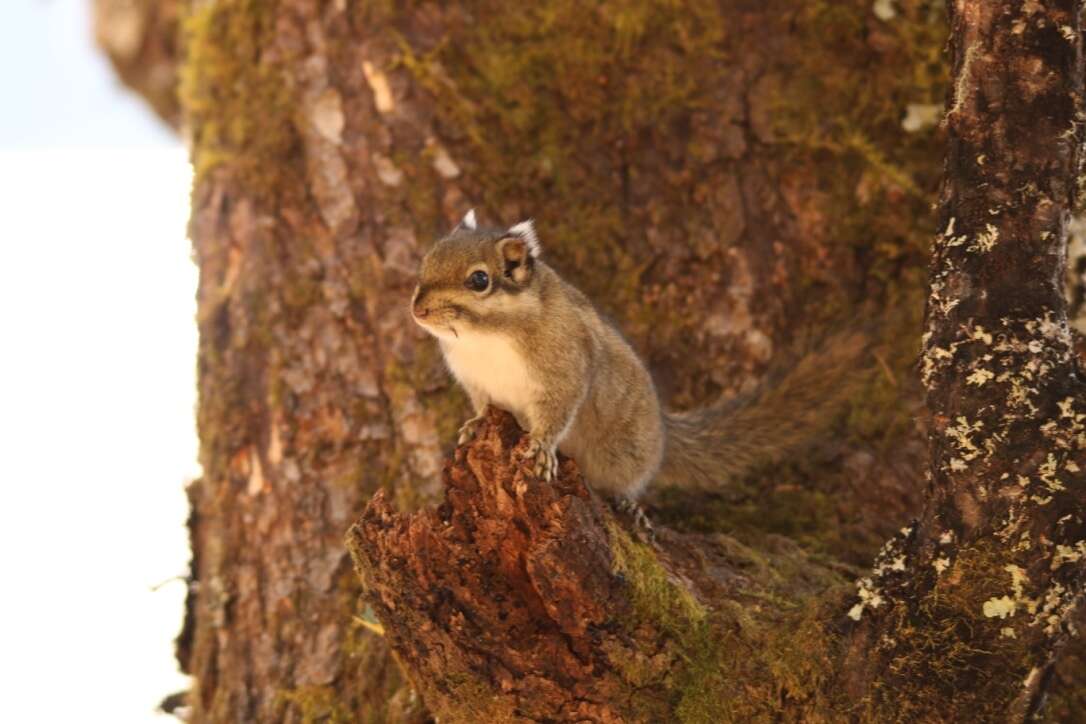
[93,0,1086,720]
[846,1,1086,718]
[94,0,182,127]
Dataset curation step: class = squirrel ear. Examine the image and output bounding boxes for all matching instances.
[455,208,477,231]
[507,219,540,257]
[496,234,535,285]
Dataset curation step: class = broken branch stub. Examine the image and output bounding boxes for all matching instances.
[347,408,667,722]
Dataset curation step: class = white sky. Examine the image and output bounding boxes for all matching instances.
[0,1,196,722]
[0,0,176,148]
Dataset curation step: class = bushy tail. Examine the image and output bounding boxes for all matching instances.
[654,332,870,492]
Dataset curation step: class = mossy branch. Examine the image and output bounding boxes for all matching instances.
[346,409,854,722]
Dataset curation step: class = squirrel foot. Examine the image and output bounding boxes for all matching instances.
[457,414,486,446]
[522,437,558,481]
[611,496,655,541]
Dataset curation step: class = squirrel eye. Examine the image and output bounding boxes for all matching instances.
[466,270,489,292]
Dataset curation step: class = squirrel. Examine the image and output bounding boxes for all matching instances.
[411,210,867,503]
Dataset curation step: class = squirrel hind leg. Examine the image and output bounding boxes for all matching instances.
[566,417,663,501]
[576,452,656,501]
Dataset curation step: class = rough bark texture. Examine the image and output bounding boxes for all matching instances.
[350,409,647,722]
[92,0,1086,720]
[841,1,1086,719]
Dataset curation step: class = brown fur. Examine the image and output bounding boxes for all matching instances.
[412,217,867,501]
[655,332,869,491]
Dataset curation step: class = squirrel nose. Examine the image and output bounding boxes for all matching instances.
[412,287,431,319]
[413,295,430,319]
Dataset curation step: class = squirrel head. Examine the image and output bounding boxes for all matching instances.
[411,210,542,339]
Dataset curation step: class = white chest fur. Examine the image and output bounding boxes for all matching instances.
[440,331,538,416]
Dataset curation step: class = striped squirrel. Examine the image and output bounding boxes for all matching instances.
[411,210,866,503]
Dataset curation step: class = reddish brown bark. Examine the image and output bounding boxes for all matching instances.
[349,409,635,722]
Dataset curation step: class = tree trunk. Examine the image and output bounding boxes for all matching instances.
[94,0,1086,720]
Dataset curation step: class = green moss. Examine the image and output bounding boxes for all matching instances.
[770,0,946,455]
[439,672,520,723]
[179,0,301,197]
[766,2,946,399]
[608,521,707,637]
[771,1,946,193]
[606,522,848,722]
[864,541,1039,721]
[382,0,733,308]
[607,522,724,720]
[278,685,353,724]
[388,0,946,330]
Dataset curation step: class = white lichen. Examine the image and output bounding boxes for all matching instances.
[966,368,995,386]
[972,326,993,345]
[983,595,1017,619]
[902,103,941,133]
[982,564,1040,621]
[1051,541,1086,570]
[946,416,984,462]
[1006,564,1029,597]
[970,223,1000,252]
[872,0,896,21]
[848,576,885,621]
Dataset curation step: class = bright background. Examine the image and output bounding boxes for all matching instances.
[0,1,196,721]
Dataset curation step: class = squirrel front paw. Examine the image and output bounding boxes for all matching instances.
[521,437,558,481]
[457,414,486,446]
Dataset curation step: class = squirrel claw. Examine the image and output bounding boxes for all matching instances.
[611,496,655,540]
[457,415,485,446]
[522,437,558,481]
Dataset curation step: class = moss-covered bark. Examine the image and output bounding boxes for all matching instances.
[94,0,1086,720]
[348,409,854,723]
[841,1,1086,719]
